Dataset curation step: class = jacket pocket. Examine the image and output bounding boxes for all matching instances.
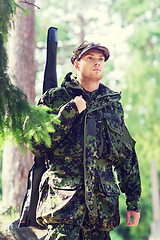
[101,182,120,196]
[106,119,122,135]
[36,169,81,224]
[40,165,82,189]
[98,182,120,209]
[97,182,120,231]
[105,116,122,156]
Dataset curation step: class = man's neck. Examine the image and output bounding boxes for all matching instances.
[77,78,100,92]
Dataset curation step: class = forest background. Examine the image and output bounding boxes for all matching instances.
[0,0,160,240]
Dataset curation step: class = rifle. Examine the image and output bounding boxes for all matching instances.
[43,27,58,93]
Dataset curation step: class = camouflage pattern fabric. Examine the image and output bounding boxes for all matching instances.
[44,223,111,240]
[25,72,141,238]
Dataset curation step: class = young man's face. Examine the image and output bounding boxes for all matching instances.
[74,49,105,82]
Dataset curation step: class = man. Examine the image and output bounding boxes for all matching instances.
[23,41,141,240]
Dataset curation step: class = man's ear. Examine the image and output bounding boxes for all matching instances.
[74,60,80,71]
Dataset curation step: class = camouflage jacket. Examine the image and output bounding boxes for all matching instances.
[21,73,141,231]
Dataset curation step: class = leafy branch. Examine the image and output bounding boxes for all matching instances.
[19,0,40,9]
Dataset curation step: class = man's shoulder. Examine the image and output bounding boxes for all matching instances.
[44,86,67,95]
[43,86,72,99]
[99,83,121,100]
[38,87,72,108]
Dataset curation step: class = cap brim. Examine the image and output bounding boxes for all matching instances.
[78,45,110,62]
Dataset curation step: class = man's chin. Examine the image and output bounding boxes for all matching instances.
[92,73,103,81]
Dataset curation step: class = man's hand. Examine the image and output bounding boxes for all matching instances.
[126,210,140,227]
[74,95,86,113]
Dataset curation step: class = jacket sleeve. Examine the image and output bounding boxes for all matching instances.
[24,88,79,156]
[114,125,141,212]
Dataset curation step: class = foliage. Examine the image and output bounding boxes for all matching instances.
[110,226,124,240]
[0,151,2,200]
[0,202,19,236]
[0,0,59,150]
[23,105,60,150]
[0,0,16,41]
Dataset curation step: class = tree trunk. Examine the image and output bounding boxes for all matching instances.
[77,0,85,44]
[78,14,85,44]
[2,0,36,210]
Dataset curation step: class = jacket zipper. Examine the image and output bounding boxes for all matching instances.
[83,102,111,200]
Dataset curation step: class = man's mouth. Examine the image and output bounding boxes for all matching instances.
[93,68,101,71]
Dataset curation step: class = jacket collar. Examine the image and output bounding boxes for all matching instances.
[61,72,121,102]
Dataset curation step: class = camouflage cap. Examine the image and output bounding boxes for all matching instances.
[71,40,110,64]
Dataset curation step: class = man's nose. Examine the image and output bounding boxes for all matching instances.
[94,59,101,65]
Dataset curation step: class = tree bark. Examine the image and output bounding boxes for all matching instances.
[2,0,36,210]
[78,14,85,44]
[151,159,160,221]
[77,0,85,44]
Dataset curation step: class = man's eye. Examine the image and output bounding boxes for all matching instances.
[88,57,93,60]
[99,58,104,61]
